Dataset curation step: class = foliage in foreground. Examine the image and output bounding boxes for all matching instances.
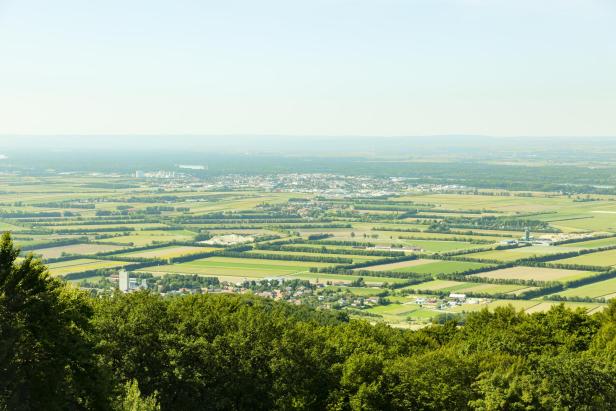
[2,232,616,410]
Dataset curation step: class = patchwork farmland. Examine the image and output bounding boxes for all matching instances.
[3,173,616,326]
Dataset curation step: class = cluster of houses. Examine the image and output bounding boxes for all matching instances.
[253,286,312,305]
[102,270,387,311]
[152,173,416,197]
[247,282,383,308]
[330,296,381,308]
[413,293,491,310]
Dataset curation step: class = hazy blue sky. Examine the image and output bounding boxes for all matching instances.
[0,0,614,136]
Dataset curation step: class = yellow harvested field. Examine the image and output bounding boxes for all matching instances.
[47,258,131,276]
[116,245,217,259]
[361,259,435,271]
[470,266,593,282]
[32,243,125,259]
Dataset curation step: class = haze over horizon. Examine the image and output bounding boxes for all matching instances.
[1,134,616,153]
[2,135,616,164]
[1,0,615,137]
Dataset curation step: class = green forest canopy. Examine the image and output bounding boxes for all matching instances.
[1,232,616,410]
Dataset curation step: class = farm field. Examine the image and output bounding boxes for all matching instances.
[393,307,441,322]
[98,230,197,246]
[551,277,616,300]
[359,259,436,271]
[470,266,595,283]
[245,249,379,263]
[299,228,502,245]
[560,236,616,249]
[360,258,491,274]
[144,256,332,279]
[405,279,531,294]
[464,246,570,262]
[2,173,616,327]
[393,239,481,253]
[366,303,420,316]
[377,298,604,324]
[205,228,279,236]
[550,214,616,232]
[323,286,386,296]
[12,234,85,247]
[449,299,542,313]
[446,299,603,315]
[524,301,605,313]
[283,243,378,253]
[293,239,486,256]
[31,243,126,259]
[47,258,132,276]
[39,223,169,231]
[115,245,218,259]
[551,249,616,267]
[368,230,505,244]
[0,221,25,231]
[398,194,565,212]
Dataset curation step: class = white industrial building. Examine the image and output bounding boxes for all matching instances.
[118,269,145,293]
[119,269,130,292]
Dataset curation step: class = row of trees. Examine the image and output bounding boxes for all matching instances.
[260,244,405,257]
[221,251,354,265]
[420,216,558,232]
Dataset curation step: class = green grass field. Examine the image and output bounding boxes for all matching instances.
[366,303,420,316]
[449,299,541,313]
[144,256,332,279]
[465,246,570,262]
[115,245,218,259]
[551,277,616,300]
[524,301,605,313]
[366,229,506,248]
[397,239,484,253]
[552,249,616,267]
[245,249,380,263]
[560,237,616,249]
[283,243,377,252]
[0,221,25,231]
[323,286,386,296]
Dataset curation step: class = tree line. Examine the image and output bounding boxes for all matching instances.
[222,251,354,265]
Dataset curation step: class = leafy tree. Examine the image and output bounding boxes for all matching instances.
[114,380,160,411]
[384,349,478,410]
[92,291,172,403]
[0,232,106,410]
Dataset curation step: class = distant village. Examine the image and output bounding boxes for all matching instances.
[128,170,466,198]
[81,267,495,325]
